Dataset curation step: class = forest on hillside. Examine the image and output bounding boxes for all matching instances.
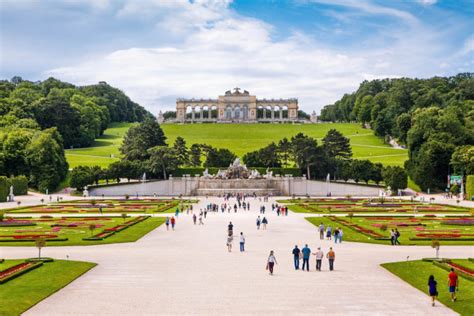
[0,77,152,191]
[320,73,474,191]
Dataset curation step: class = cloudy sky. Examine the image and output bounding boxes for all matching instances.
[1,0,473,114]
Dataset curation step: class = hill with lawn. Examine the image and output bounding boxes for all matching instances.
[65,122,407,168]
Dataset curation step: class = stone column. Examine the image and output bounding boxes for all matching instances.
[280,109,283,121]
[200,109,203,121]
[263,107,266,120]
[271,108,275,121]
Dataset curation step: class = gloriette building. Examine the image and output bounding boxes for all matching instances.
[176,87,298,123]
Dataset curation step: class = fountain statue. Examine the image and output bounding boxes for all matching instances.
[263,168,273,179]
[8,185,14,202]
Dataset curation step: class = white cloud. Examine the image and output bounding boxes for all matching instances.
[43,0,468,115]
[417,0,437,6]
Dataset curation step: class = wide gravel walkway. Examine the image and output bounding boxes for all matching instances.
[2,196,473,315]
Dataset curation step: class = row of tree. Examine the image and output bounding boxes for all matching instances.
[319,73,474,191]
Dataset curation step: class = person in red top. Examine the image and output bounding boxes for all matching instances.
[447,268,459,302]
[170,217,176,230]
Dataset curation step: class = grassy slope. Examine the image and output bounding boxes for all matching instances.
[382,260,473,316]
[0,260,96,316]
[1,217,165,247]
[65,122,407,168]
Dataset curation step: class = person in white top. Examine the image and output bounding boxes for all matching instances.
[312,247,324,271]
[227,235,233,252]
[239,232,245,252]
[266,250,278,275]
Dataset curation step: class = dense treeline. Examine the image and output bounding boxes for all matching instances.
[71,124,407,194]
[320,73,474,191]
[0,76,153,191]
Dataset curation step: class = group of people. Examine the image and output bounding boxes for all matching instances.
[390,229,401,245]
[427,268,460,306]
[256,216,268,230]
[317,223,343,243]
[271,203,289,216]
[292,245,336,271]
[164,216,176,230]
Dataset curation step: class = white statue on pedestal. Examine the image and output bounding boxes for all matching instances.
[157,110,164,124]
[264,168,273,179]
[8,185,14,202]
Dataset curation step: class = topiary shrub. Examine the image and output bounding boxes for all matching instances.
[466,175,474,201]
[0,176,8,202]
[10,176,28,195]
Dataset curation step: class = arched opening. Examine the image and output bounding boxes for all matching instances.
[185,105,193,120]
[257,105,264,119]
[282,105,289,119]
[274,105,281,121]
[265,106,272,119]
[234,105,241,120]
[225,105,232,120]
[211,105,217,119]
[202,105,209,119]
[242,105,249,120]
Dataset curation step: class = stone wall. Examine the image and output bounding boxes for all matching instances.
[89,176,381,197]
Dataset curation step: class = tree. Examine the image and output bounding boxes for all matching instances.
[371,163,384,185]
[322,129,352,160]
[351,160,373,183]
[148,146,178,179]
[70,166,94,190]
[173,136,189,166]
[204,148,237,167]
[120,119,167,161]
[243,143,281,168]
[451,145,474,175]
[291,133,319,179]
[190,144,202,167]
[278,137,292,166]
[382,166,408,192]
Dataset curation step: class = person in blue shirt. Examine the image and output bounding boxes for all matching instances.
[292,245,300,270]
[301,244,311,271]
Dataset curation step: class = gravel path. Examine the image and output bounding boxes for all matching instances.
[1,197,472,315]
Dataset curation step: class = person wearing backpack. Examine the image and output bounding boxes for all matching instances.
[292,245,301,270]
[326,247,335,271]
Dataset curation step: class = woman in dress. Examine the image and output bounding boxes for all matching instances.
[266,251,278,275]
[428,275,438,306]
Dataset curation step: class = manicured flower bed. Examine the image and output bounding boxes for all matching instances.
[0,261,43,284]
[83,216,150,241]
[0,219,36,227]
[442,219,474,226]
[329,216,387,239]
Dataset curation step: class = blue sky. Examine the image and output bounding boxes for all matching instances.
[1,0,473,114]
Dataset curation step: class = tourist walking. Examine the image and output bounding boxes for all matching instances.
[193,214,197,225]
[227,235,233,252]
[175,208,179,217]
[302,244,311,271]
[333,228,340,243]
[326,225,332,240]
[319,223,324,239]
[327,247,335,271]
[266,250,277,275]
[394,229,401,245]
[428,275,438,306]
[228,222,234,236]
[165,217,170,230]
[448,268,459,302]
[198,214,204,225]
[292,245,300,270]
[239,232,245,252]
[339,228,343,243]
[390,229,395,245]
[262,217,268,230]
[313,247,324,271]
[170,217,176,230]
[256,216,261,230]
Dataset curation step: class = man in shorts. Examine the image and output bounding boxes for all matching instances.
[448,268,459,302]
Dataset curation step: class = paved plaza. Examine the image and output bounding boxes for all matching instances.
[1,196,473,315]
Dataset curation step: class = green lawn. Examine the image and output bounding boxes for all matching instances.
[0,217,165,247]
[0,259,96,316]
[65,122,407,168]
[382,260,473,316]
[305,216,474,245]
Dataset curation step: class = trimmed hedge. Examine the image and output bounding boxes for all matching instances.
[466,175,474,201]
[172,167,301,177]
[9,176,28,195]
[0,176,8,202]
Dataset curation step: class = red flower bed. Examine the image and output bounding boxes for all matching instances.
[448,262,474,276]
[0,262,42,283]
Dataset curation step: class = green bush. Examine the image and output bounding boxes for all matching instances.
[0,176,8,202]
[9,176,28,195]
[466,175,474,200]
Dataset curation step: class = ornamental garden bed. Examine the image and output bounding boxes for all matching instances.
[281,198,471,214]
[0,260,44,284]
[0,215,165,246]
[5,199,195,214]
[306,214,474,245]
